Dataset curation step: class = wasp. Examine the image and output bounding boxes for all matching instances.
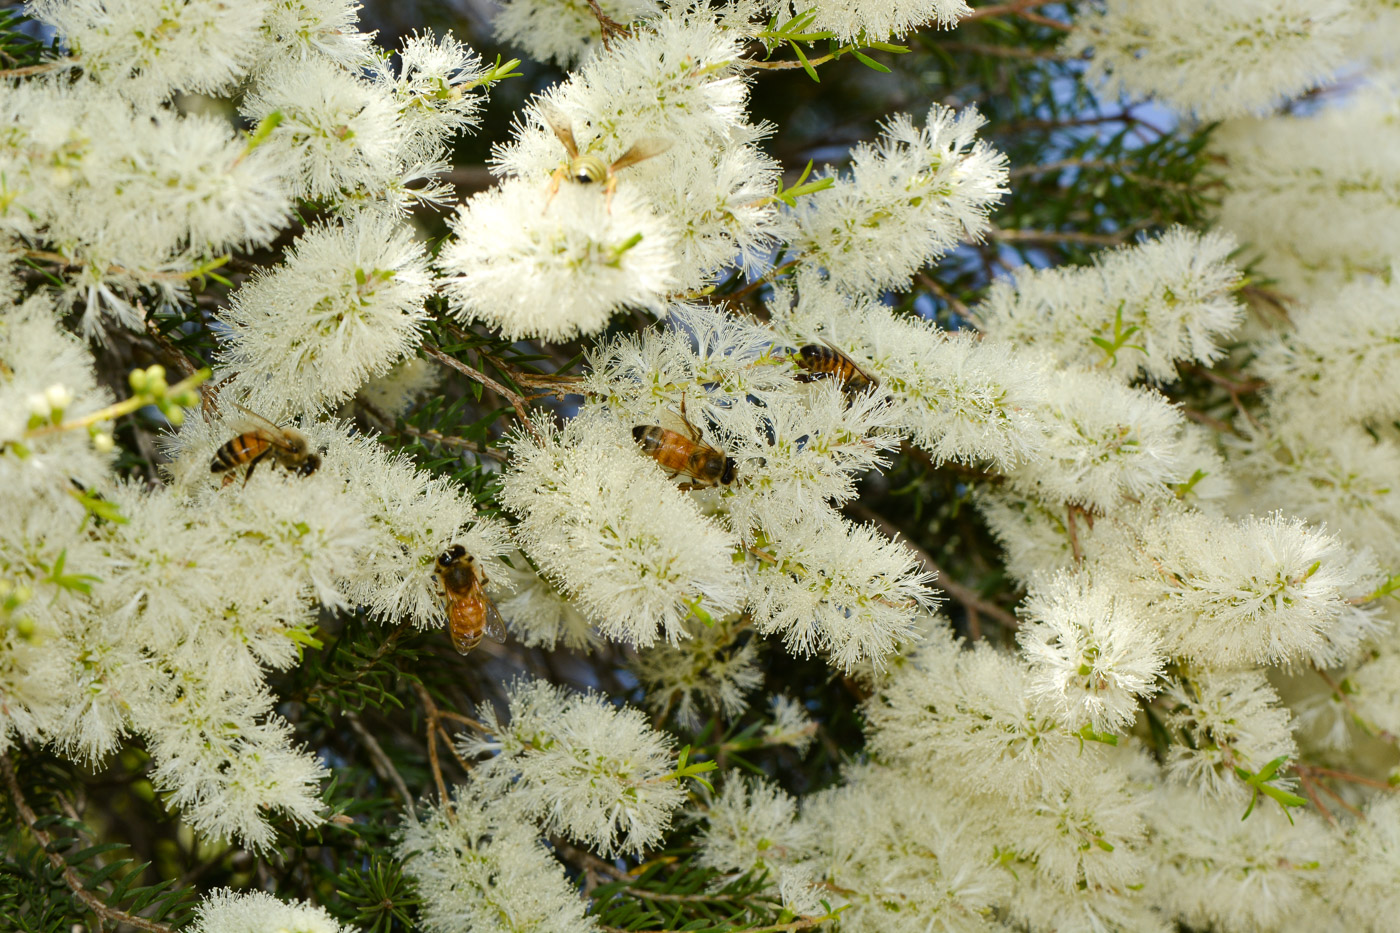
[792,340,879,395]
[632,395,737,489]
[542,107,671,207]
[434,544,506,655]
[210,404,322,486]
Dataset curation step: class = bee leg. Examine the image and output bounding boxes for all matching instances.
[604,173,618,214]
[241,450,270,487]
[544,169,563,212]
[679,390,700,443]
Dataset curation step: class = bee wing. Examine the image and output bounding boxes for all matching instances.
[610,137,672,172]
[540,106,579,159]
[482,593,508,643]
[820,337,879,388]
[228,403,300,449]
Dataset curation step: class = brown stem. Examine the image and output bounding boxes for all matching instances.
[421,342,542,442]
[916,272,979,325]
[412,682,452,812]
[601,916,832,933]
[1181,406,1241,437]
[1,753,175,933]
[0,58,80,77]
[960,0,1063,23]
[584,0,631,47]
[345,711,414,806]
[1065,504,1084,565]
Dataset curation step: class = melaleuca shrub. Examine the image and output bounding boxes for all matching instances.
[2,2,1399,932]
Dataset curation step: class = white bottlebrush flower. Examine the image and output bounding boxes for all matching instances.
[1253,280,1400,425]
[764,693,817,754]
[795,764,1012,933]
[349,356,440,420]
[646,138,784,291]
[1210,82,1400,293]
[499,412,741,647]
[460,679,688,858]
[1147,787,1328,933]
[1018,570,1164,732]
[242,55,403,200]
[0,84,290,323]
[439,178,678,341]
[1064,0,1354,121]
[746,509,938,672]
[1163,670,1297,800]
[191,889,356,933]
[723,383,902,536]
[1007,761,1150,893]
[219,211,432,416]
[1131,510,1363,669]
[776,864,826,918]
[1348,645,1400,742]
[1232,415,1400,568]
[977,227,1243,383]
[1325,795,1400,932]
[259,0,375,68]
[698,774,803,874]
[398,784,599,933]
[1006,367,1187,511]
[865,637,1094,797]
[789,104,1007,296]
[31,0,269,102]
[975,487,1080,583]
[142,686,328,852]
[492,0,661,66]
[494,556,600,651]
[632,616,764,729]
[772,279,1049,470]
[1005,869,1171,933]
[373,31,490,165]
[492,13,751,175]
[758,0,970,44]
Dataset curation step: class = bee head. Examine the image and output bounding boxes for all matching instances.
[437,543,468,569]
[797,344,822,364]
[298,452,322,476]
[631,425,647,443]
[719,457,738,487]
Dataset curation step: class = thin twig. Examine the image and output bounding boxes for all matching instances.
[0,57,80,78]
[916,272,979,326]
[991,226,1141,247]
[1181,406,1241,437]
[934,41,1064,59]
[1296,770,1336,825]
[1,753,175,933]
[412,683,452,812]
[959,0,1061,23]
[421,342,542,442]
[584,0,631,47]
[346,710,414,806]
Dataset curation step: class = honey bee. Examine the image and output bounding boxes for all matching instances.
[434,544,506,655]
[793,340,879,395]
[632,395,737,489]
[210,404,322,485]
[542,107,671,206]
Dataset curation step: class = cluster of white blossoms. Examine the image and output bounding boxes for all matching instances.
[4,0,1400,930]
